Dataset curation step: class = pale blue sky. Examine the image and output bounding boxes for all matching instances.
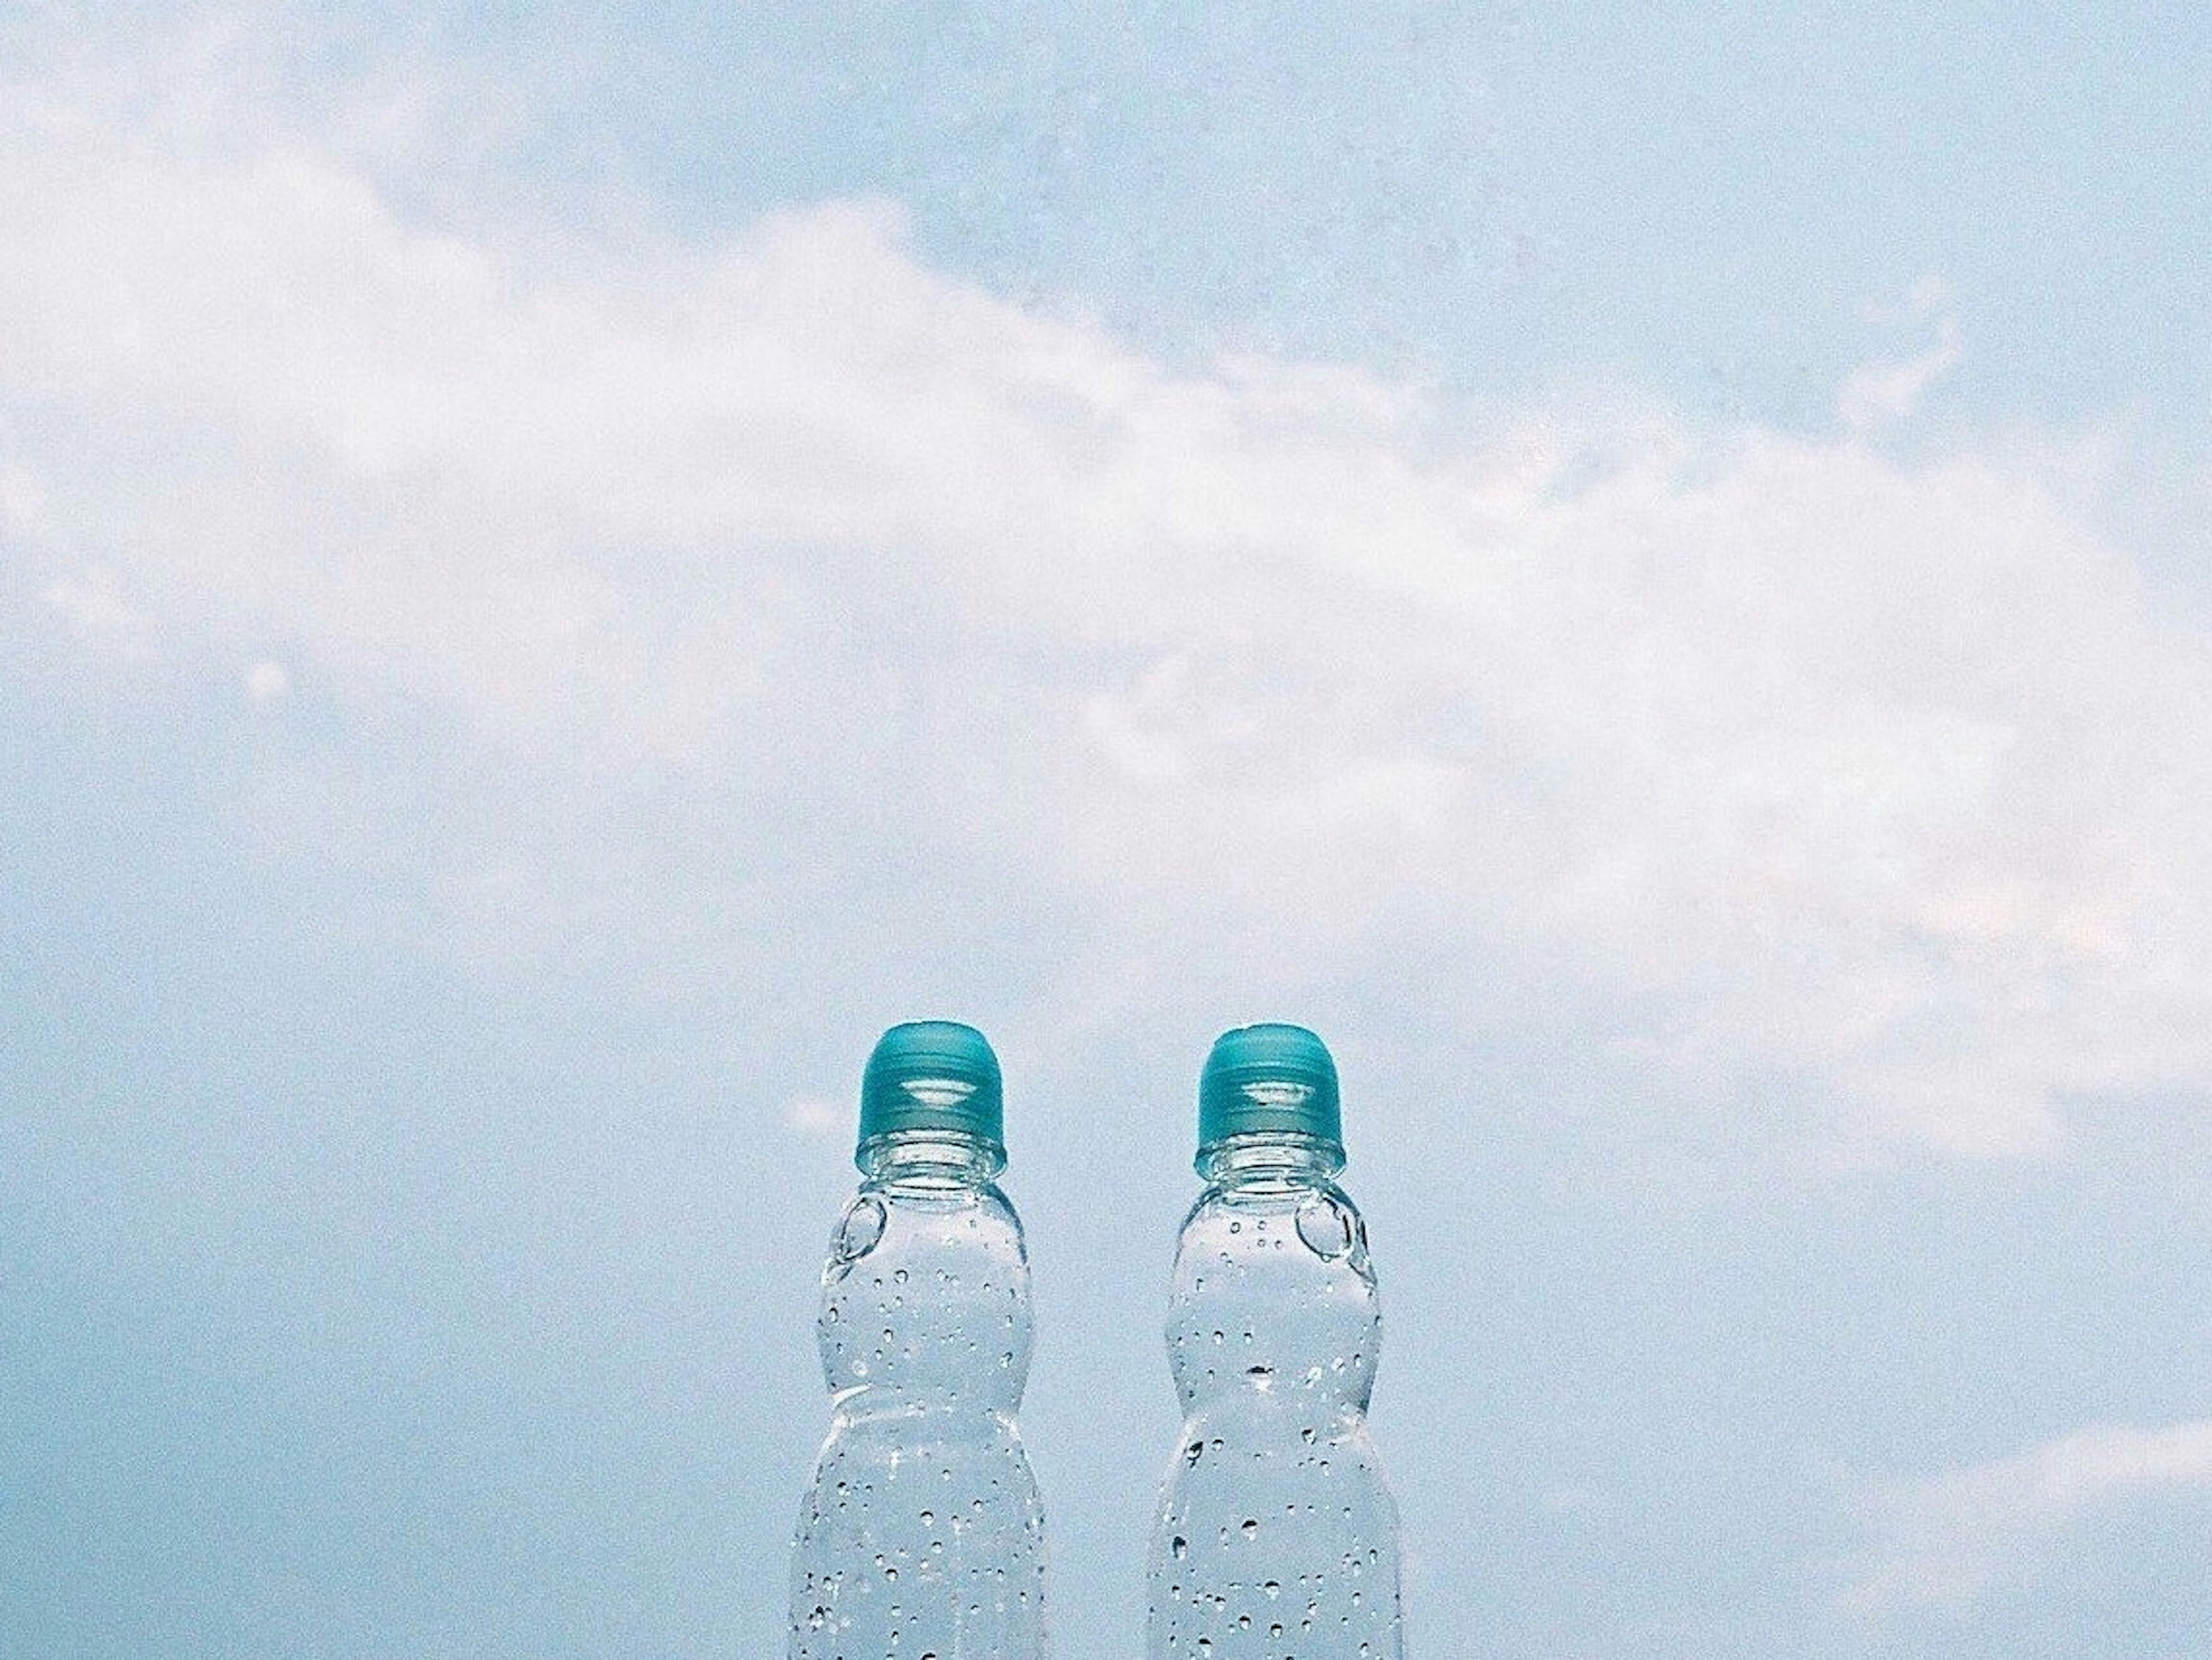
[392,0,2212,428]
[4,5,2211,1657]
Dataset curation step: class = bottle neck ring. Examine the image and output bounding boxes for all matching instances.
[1196,1130,1346,1188]
[857,1128,1005,1190]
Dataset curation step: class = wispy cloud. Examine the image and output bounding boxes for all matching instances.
[1849,1420,2212,1609]
[40,566,147,649]
[1836,314,1960,430]
[5,36,2211,1161]
[244,658,291,700]
[784,1097,847,1140]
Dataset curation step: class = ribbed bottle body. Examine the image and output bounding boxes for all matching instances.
[790,1134,1047,1660]
[1147,1138,1403,1660]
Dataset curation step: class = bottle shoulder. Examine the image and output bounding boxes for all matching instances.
[817,1180,1034,1408]
[832,1180,1027,1266]
[1173,1180,1373,1283]
[1182,1174,1363,1221]
[1164,1176,1381,1416]
[854,1174,1022,1220]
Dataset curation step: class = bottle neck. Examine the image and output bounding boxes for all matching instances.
[857,1128,1005,1192]
[1196,1131,1346,1191]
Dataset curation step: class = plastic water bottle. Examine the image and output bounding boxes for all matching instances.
[789,1021,1050,1659]
[1146,1024,1405,1659]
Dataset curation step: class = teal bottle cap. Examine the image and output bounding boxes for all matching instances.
[857,1020,1005,1157]
[1198,1022,1343,1154]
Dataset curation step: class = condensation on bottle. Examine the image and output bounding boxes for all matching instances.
[1147,1024,1404,1660]
[789,1021,1048,1660]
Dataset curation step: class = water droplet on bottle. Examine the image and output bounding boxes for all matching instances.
[1296,1192,1355,1259]
[834,1194,888,1263]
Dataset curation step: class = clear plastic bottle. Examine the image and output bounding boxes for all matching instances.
[1147,1024,1404,1660]
[790,1021,1049,1660]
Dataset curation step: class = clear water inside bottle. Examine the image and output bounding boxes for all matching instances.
[1147,1135,1404,1660]
[790,1132,1048,1659]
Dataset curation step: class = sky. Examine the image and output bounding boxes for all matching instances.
[3,3,2211,1656]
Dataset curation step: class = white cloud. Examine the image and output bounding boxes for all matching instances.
[1837,315,1960,430]
[5,45,2212,1161]
[41,566,147,650]
[1858,272,1951,327]
[1849,1420,2212,1609]
[0,459,46,530]
[785,1097,848,1140]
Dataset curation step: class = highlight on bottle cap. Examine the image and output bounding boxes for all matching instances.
[1197,1022,1343,1155]
[857,1020,1005,1158]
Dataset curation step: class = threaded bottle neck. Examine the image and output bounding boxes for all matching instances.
[1196,1130,1346,1189]
[858,1128,1005,1192]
